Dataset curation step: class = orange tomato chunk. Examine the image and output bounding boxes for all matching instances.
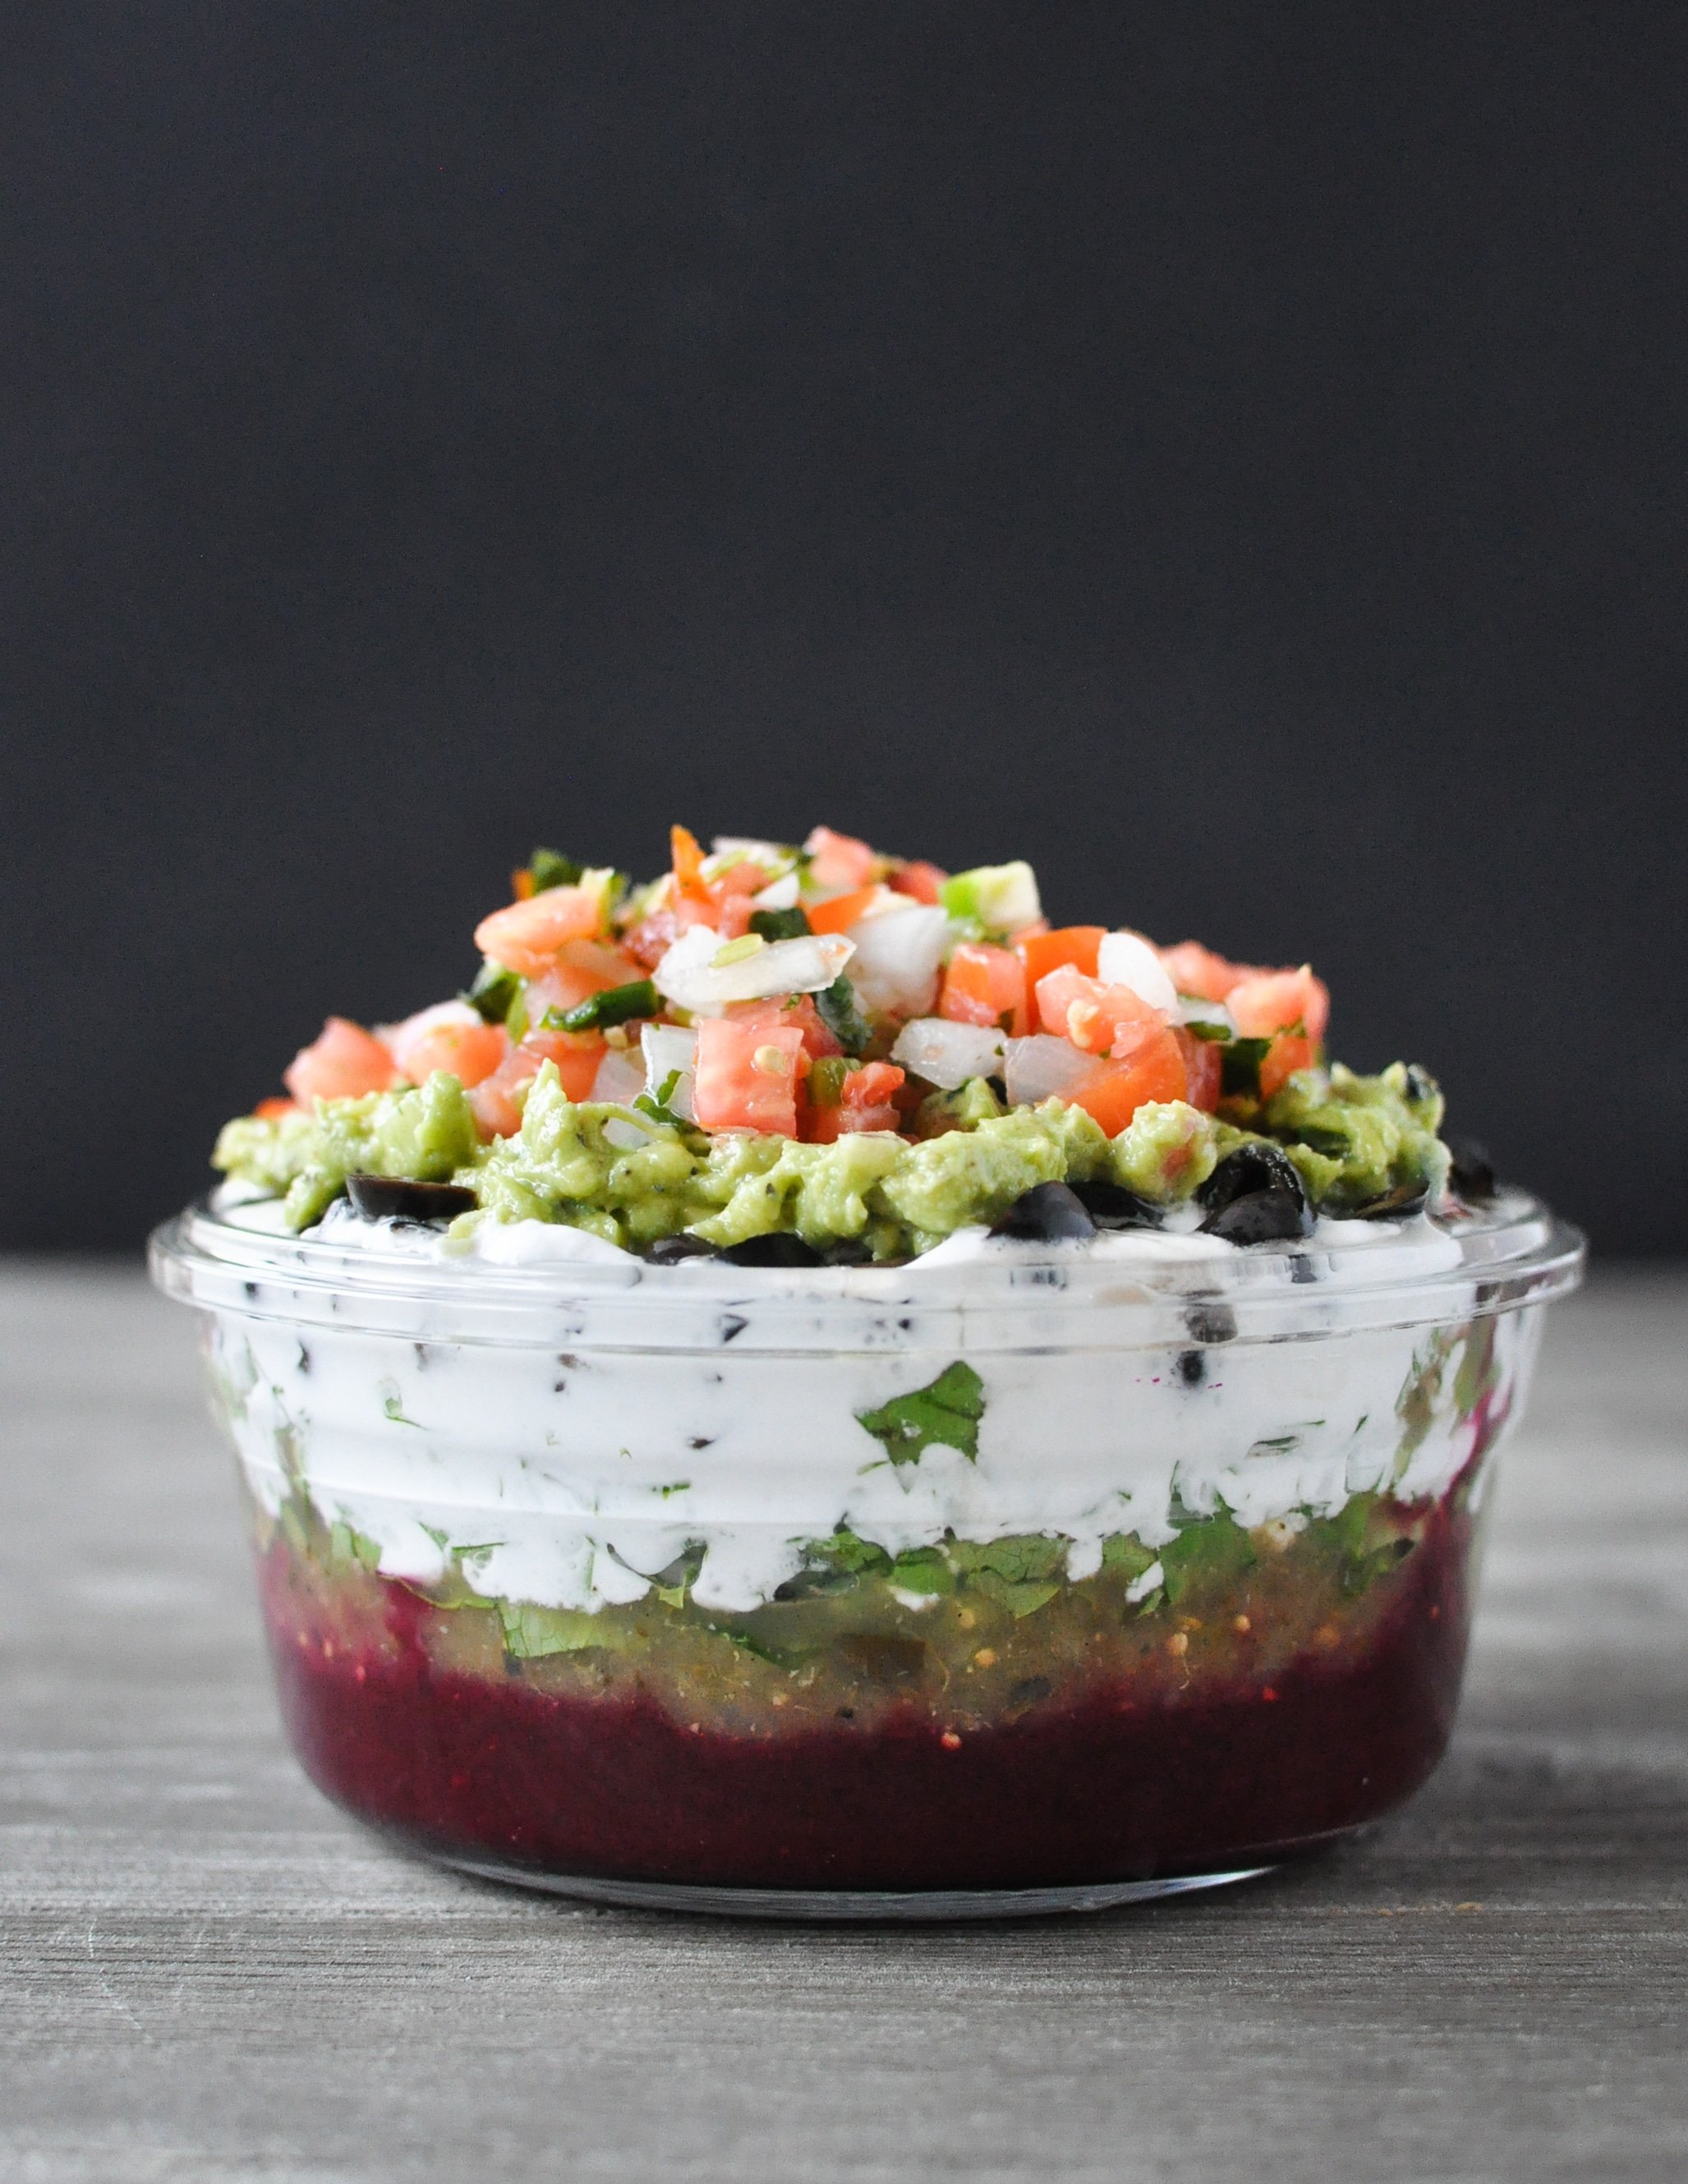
[1062,1029,1188,1135]
[1157,940,1252,1003]
[940,942,1027,1032]
[692,1017,807,1135]
[475,885,609,977]
[1258,1031,1318,1101]
[807,885,887,936]
[1226,966,1330,1045]
[283,1018,401,1105]
[889,860,947,904]
[1034,964,1164,1053]
[400,1018,508,1089]
[1018,925,1106,993]
[804,826,879,891]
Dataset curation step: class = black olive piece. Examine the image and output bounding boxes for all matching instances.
[345,1174,479,1223]
[1176,1349,1205,1386]
[1197,1142,1309,1216]
[1350,1179,1432,1221]
[1201,1188,1314,1245]
[1448,1138,1497,1202]
[990,1181,1097,1242]
[644,1234,720,1264]
[821,1239,875,1266]
[1069,1178,1163,1230]
[721,1233,826,1267]
[1184,1297,1238,1345]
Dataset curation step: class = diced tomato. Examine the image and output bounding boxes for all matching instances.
[283,1018,401,1105]
[521,940,644,1025]
[399,1018,508,1089]
[889,859,947,905]
[469,1030,605,1138]
[1062,1028,1188,1136]
[254,1096,300,1121]
[1174,1026,1224,1112]
[804,825,880,892]
[807,1060,907,1140]
[940,942,1028,1033]
[727,995,840,1061]
[1018,925,1106,993]
[1157,941,1249,1004]
[1034,964,1164,1054]
[692,1016,807,1136]
[475,885,609,977]
[1226,965,1330,1046]
[1258,1032,1318,1101]
[807,884,887,936]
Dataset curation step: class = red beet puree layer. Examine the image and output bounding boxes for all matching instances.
[259,1508,1475,1893]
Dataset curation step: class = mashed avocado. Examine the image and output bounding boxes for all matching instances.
[214,1057,1452,1258]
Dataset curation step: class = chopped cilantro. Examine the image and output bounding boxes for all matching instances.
[814,973,873,1055]
[749,906,812,942]
[464,959,522,1024]
[855,1361,986,1467]
[633,1069,686,1129]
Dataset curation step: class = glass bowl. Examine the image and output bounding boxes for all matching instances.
[150,1191,1583,1919]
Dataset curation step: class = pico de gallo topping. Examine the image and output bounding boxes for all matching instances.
[214,825,1465,1256]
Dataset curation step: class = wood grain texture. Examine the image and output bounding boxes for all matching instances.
[2,1264,1683,2184]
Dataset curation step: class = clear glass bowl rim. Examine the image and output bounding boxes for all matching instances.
[149,1191,1586,1356]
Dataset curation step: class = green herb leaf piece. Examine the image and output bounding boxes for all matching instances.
[855,1361,986,1467]
[525,848,585,893]
[464,959,522,1024]
[814,972,873,1055]
[541,977,659,1033]
[1220,1037,1274,1098]
[632,1068,686,1129]
[749,906,812,942]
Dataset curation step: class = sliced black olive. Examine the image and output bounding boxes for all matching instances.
[345,1174,478,1223]
[1201,1188,1313,1245]
[1448,1138,1497,1202]
[821,1239,875,1266]
[1198,1142,1308,1214]
[644,1234,720,1264]
[990,1180,1097,1242]
[722,1233,826,1267]
[1069,1177,1163,1230]
[1349,1179,1432,1221]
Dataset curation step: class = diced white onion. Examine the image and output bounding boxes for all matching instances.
[1177,995,1235,1033]
[652,925,854,1014]
[589,1047,647,1106]
[890,1018,1007,1091]
[844,906,952,1016]
[749,871,800,910]
[1095,931,1180,1017]
[1004,1033,1099,1107]
[640,1024,698,1121]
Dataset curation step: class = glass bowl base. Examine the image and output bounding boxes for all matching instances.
[425,1847,1276,1920]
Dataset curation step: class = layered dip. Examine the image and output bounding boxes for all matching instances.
[152,825,1583,1914]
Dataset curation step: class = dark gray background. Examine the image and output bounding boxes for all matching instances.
[3,4,1682,1252]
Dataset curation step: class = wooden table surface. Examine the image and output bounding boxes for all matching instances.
[2,1263,1683,2184]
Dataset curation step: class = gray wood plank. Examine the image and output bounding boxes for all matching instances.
[2,1263,1684,2184]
